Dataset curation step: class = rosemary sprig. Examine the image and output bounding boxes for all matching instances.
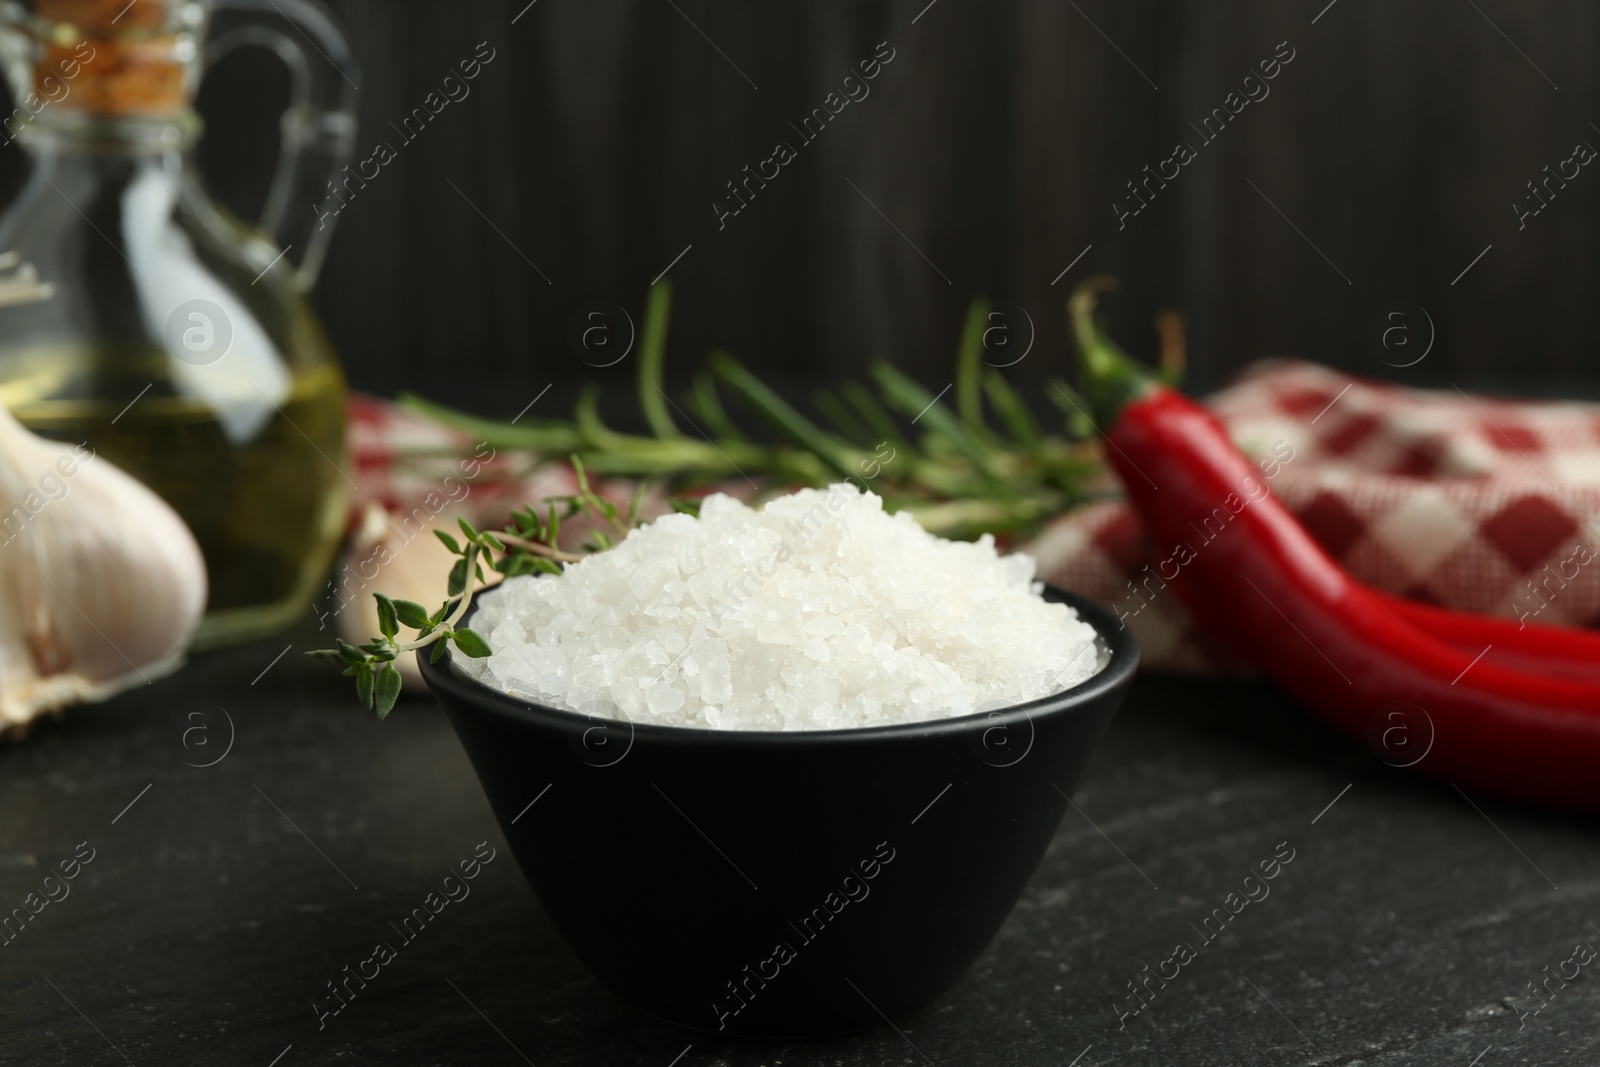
[397,280,1116,541]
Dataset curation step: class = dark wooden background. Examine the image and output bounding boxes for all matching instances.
[13,0,1599,412]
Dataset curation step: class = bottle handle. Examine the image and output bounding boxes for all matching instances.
[204,0,359,291]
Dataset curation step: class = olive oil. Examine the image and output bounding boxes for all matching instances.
[0,0,363,650]
[1,347,348,648]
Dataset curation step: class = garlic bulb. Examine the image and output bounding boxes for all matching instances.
[0,402,206,735]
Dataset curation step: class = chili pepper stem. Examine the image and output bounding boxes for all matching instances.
[1070,277,1158,425]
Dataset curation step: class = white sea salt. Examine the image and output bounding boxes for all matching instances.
[455,484,1107,730]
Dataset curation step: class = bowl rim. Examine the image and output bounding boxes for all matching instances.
[418,583,1140,747]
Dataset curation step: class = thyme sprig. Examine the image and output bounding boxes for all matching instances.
[307,456,667,717]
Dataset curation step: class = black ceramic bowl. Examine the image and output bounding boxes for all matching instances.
[420,585,1138,1038]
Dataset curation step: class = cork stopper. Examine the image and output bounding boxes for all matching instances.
[31,0,188,116]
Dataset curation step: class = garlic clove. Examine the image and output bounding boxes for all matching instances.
[0,402,206,735]
[337,502,500,687]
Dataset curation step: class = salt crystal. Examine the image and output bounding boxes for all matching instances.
[646,683,684,716]
[456,483,1106,731]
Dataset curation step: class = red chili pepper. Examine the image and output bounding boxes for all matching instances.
[1372,591,1600,686]
[1072,281,1600,812]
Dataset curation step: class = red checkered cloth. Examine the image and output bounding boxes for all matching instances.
[350,364,1600,674]
[1019,360,1600,673]
[348,393,584,522]
[346,394,686,551]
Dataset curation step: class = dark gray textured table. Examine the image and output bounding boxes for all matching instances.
[4,618,1597,1066]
